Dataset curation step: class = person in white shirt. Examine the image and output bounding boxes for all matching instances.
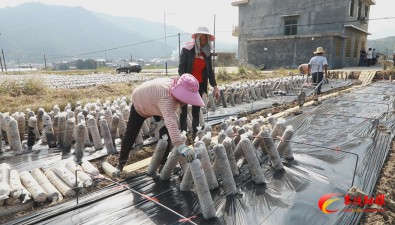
[308,47,328,101]
[366,48,373,67]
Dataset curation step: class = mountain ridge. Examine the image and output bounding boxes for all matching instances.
[0,2,236,64]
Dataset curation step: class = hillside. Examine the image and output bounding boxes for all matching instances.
[0,2,236,64]
[367,36,395,55]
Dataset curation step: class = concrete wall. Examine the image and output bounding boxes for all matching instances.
[235,0,374,69]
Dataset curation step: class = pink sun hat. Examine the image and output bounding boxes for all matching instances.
[171,73,205,107]
[191,26,215,42]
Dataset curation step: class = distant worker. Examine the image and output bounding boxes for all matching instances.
[178,26,220,140]
[308,47,328,101]
[358,49,366,66]
[116,73,202,172]
[366,48,373,67]
[372,48,377,65]
[298,63,309,75]
[393,50,395,67]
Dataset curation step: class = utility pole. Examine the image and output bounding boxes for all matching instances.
[0,52,3,72]
[164,10,168,75]
[2,49,7,74]
[178,33,181,58]
[44,54,47,69]
[131,53,133,62]
[213,14,216,69]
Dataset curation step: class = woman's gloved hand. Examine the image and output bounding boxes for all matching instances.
[213,86,220,101]
[176,144,196,162]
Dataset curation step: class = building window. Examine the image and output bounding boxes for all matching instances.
[336,39,341,57]
[354,37,359,58]
[345,37,352,58]
[357,1,362,19]
[284,20,297,35]
[349,0,354,17]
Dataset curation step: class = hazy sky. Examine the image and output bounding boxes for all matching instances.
[0,0,393,41]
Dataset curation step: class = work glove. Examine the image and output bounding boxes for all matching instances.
[213,86,220,101]
[177,144,196,162]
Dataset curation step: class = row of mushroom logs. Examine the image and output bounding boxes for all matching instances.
[144,115,294,219]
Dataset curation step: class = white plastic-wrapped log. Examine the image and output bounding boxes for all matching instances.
[195,141,218,190]
[250,84,257,100]
[62,118,76,156]
[233,127,246,159]
[0,124,2,153]
[267,116,277,130]
[102,162,120,178]
[43,114,57,148]
[99,118,117,155]
[117,112,127,139]
[260,130,283,170]
[238,138,266,184]
[146,137,169,176]
[104,109,113,130]
[254,85,261,100]
[195,128,206,141]
[140,118,149,137]
[252,130,266,161]
[228,91,235,106]
[53,165,83,189]
[53,105,60,116]
[110,114,119,147]
[225,126,234,138]
[122,107,130,123]
[217,130,227,144]
[0,113,8,145]
[198,108,206,127]
[208,92,216,111]
[45,170,75,197]
[9,169,23,199]
[57,113,66,147]
[154,120,165,141]
[77,112,91,147]
[200,132,212,148]
[0,163,10,201]
[52,115,59,145]
[16,113,25,142]
[31,168,62,203]
[189,159,216,219]
[222,137,239,176]
[74,107,82,120]
[81,160,100,177]
[220,121,228,131]
[19,171,47,202]
[179,164,193,191]
[270,119,287,141]
[36,108,45,135]
[252,122,261,136]
[135,130,144,145]
[7,119,23,154]
[160,146,181,180]
[278,125,295,160]
[74,122,86,164]
[87,115,103,150]
[213,144,237,195]
[66,161,93,188]
[233,127,246,153]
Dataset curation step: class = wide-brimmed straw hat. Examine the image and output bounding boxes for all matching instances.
[171,73,204,107]
[314,47,326,54]
[191,26,215,41]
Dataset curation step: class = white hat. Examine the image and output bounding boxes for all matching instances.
[314,47,326,54]
[191,26,215,41]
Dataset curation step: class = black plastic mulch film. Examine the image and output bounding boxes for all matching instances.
[4,81,395,225]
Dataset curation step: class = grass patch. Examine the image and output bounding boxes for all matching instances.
[0,82,140,113]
